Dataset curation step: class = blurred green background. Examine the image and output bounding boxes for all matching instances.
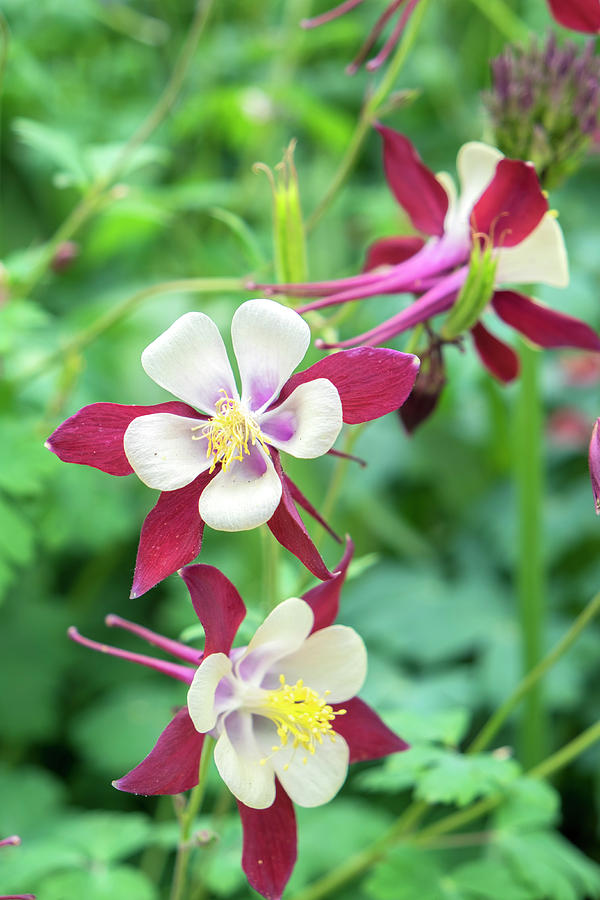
[1,0,600,897]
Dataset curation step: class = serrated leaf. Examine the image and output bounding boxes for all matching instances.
[494,777,560,831]
[366,846,462,900]
[416,752,520,807]
[38,865,158,900]
[499,831,600,900]
[52,812,152,864]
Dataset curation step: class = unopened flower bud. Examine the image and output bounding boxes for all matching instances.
[51,241,79,273]
[484,34,600,188]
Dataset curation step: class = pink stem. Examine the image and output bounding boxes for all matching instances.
[366,0,421,70]
[348,0,405,73]
[68,627,196,684]
[105,614,202,664]
[301,0,364,28]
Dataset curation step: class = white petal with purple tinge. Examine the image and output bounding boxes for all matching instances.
[198,444,282,531]
[278,625,367,703]
[187,653,233,733]
[232,299,310,414]
[236,597,314,686]
[124,413,212,490]
[142,312,238,415]
[260,378,342,458]
[495,213,569,288]
[214,712,276,809]
[272,728,349,808]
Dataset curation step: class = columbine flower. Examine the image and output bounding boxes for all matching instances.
[68,543,408,900]
[47,298,418,597]
[547,0,600,33]
[261,126,600,383]
[0,837,35,900]
[589,419,600,511]
[301,0,422,74]
[484,35,600,189]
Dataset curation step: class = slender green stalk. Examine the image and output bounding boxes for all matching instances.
[465,0,530,42]
[514,341,546,768]
[319,424,365,531]
[468,591,600,754]
[15,277,244,385]
[18,0,216,298]
[261,526,281,611]
[528,720,600,781]
[169,736,215,900]
[306,0,431,232]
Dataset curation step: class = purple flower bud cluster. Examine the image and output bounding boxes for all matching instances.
[484,34,600,188]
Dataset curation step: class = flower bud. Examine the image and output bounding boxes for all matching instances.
[484,34,600,188]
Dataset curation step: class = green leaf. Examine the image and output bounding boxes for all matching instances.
[416,751,520,807]
[493,777,560,831]
[38,865,158,900]
[52,812,152,864]
[366,846,462,900]
[499,831,600,900]
[451,859,535,899]
[0,765,65,838]
[70,680,183,776]
[0,419,55,495]
[12,117,90,187]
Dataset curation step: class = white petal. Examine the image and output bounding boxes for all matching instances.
[454,142,504,235]
[259,379,342,459]
[494,213,569,288]
[187,653,233,733]
[232,299,310,413]
[124,413,211,490]
[273,730,349,808]
[278,625,367,703]
[142,312,238,415]
[198,445,282,531]
[214,712,276,809]
[236,597,314,686]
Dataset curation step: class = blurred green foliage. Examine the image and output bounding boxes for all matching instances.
[1,0,599,898]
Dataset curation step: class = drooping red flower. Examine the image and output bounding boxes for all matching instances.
[258,127,600,385]
[47,299,418,597]
[69,542,408,900]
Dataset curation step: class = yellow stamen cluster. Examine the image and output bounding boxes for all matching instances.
[192,392,269,473]
[260,675,346,769]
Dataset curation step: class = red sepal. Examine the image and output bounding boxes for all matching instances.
[546,0,600,32]
[283,473,341,543]
[279,348,420,424]
[131,472,214,597]
[333,697,409,763]
[302,537,354,633]
[364,235,425,272]
[471,159,548,248]
[237,781,297,900]
[46,401,201,475]
[376,124,449,237]
[492,290,600,351]
[113,708,204,795]
[471,321,520,383]
[179,564,246,657]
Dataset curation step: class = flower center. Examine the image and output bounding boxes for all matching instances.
[259,675,346,768]
[192,392,269,473]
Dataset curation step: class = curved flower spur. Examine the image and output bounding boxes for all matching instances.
[263,127,600,382]
[68,543,408,900]
[46,299,419,597]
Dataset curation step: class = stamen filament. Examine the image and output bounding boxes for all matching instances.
[191,391,270,473]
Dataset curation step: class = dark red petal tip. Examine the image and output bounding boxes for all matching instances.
[303,537,354,632]
[179,564,246,657]
[130,472,213,598]
[471,159,548,248]
[471,321,520,383]
[334,697,409,763]
[546,0,600,32]
[237,781,297,900]
[375,124,449,237]
[114,709,205,795]
[492,290,600,352]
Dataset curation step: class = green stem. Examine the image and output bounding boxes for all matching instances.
[18,0,216,298]
[514,341,546,768]
[261,525,281,611]
[465,0,530,42]
[467,591,600,754]
[320,424,365,530]
[288,720,600,900]
[14,276,244,385]
[169,736,215,900]
[305,0,431,232]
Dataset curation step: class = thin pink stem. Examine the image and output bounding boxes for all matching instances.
[348,0,405,73]
[0,837,21,848]
[301,0,364,29]
[366,0,420,70]
[105,614,202,665]
[68,627,196,684]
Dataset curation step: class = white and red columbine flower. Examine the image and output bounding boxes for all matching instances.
[69,543,407,900]
[47,299,418,597]
[263,126,600,382]
[0,836,35,900]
